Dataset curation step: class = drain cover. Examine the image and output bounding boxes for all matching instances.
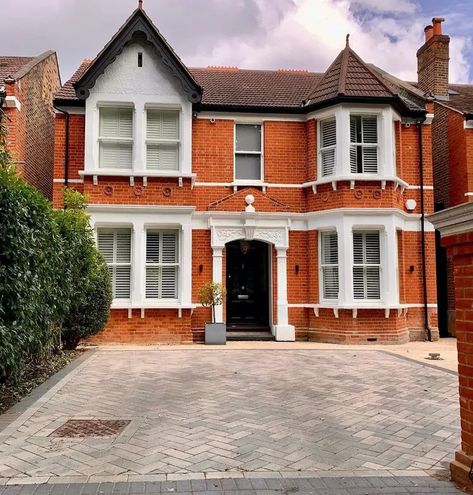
[50,419,130,438]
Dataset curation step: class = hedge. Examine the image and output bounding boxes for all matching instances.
[0,122,112,380]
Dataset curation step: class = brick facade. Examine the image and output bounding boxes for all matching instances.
[51,6,439,345]
[2,52,60,199]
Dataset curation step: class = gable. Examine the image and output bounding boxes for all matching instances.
[74,8,201,103]
[90,42,187,101]
[208,188,289,213]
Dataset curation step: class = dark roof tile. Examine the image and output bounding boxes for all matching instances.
[0,56,35,83]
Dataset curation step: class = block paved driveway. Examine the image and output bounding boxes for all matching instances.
[0,349,461,489]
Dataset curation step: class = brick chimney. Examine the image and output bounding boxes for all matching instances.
[417,17,450,98]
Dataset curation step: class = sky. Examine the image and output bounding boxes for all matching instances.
[0,0,472,85]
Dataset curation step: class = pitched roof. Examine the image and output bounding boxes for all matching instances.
[0,52,58,86]
[0,56,34,83]
[190,68,322,109]
[306,38,396,106]
[446,84,473,116]
[53,10,424,116]
[73,7,201,103]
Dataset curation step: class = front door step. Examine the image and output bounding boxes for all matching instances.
[226,330,275,341]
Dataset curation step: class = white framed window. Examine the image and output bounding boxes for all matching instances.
[146,109,180,171]
[235,124,262,181]
[350,115,378,174]
[319,118,336,177]
[353,231,381,300]
[99,107,133,169]
[320,231,339,300]
[97,228,132,299]
[145,230,179,299]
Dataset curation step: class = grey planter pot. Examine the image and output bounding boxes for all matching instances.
[205,322,226,345]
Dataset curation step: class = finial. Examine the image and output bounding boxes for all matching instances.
[138,0,143,10]
[346,33,350,47]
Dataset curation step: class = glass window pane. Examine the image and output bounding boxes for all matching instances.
[235,154,261,180]
[236,124,261,152]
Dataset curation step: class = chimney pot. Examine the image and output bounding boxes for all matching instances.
[432,17,445,36]
[424,25,433,42]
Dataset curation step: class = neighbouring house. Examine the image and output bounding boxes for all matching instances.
[418,19,473,338]
[0,51,61,198]
[52,3,439,344]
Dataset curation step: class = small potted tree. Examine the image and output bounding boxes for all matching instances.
[199,282,227,345]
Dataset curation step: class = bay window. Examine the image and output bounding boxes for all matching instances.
[353,231,381,300]
[350,115,378,174]
[321,231,339,299]
[320,118,337,177]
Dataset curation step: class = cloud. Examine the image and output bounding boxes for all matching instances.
[0,0,470,84]
[185,0,471,83]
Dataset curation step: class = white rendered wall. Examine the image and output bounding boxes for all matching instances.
[84,43,192,175]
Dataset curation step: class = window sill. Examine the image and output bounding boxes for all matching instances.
[79,170,197,187]
[289,302,406,319]
[110,301,197,318]
[302,176,409,194]
[231,180,267,192]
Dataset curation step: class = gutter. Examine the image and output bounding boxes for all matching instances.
[416,118,432,341]
[53,104,70,196]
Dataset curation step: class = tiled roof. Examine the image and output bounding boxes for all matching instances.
[306,40,394,105]
[447,84,473,115]
[190,68,321,109]
[55,61,322,108]
[54,60,91,101]
[54,38,424,115]
[0,56,34,83]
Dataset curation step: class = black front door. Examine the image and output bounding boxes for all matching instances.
[226,240,269,328]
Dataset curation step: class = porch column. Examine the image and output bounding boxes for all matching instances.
[274,247,295,341]
[212,247,224,323]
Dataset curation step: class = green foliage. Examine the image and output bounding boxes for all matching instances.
[198,282,226,323]
[0,137,112,379]
[58,189,112,349]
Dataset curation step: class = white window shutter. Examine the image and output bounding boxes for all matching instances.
[321,232,339,299]
[146,230,178,299]
[146,110,179,170]
[97,231,114,263]
[362,116,377,143]
[353,231,381,300]
[97,228,132,299]
[362,147,378,173]
[320,118,336,177]
[99,108,133,169]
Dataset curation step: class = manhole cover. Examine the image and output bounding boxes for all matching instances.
[50,419,130,438]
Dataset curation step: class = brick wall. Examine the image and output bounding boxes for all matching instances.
[6,53,60,199]
[417,35,450,97]
[441,231,473,491]
[55,112,437,344]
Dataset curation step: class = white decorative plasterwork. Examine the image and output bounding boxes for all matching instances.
[216,228,245,242]
[255,229,283,244]
[210,215,289,249]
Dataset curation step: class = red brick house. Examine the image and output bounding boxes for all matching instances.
[0,51,60,198]
[419,19,473,338]
[52,4,439,344]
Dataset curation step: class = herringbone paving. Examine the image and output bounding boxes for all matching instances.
[0,350,460,483]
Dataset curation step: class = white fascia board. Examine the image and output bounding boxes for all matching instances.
[196,112,305,122]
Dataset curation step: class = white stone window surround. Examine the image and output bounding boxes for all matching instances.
[313,211,399,309]
[233,121,265,186]
[313,104,399,187]
[85,100,191,177]
[89,205,194,311]
[82,43,193,178]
